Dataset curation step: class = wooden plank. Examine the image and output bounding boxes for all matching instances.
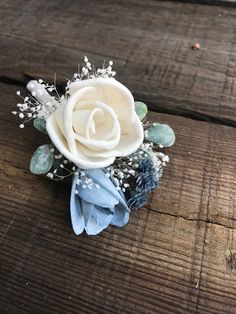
[148,112,236,229]
[1,82,236,313]
[1,0,236,124]
[179,0,236,6]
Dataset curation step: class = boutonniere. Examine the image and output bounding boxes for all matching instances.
[12,57,175,235]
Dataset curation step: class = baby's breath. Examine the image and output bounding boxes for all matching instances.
[13,80,62,128]
[67,56,116,91]
[13,57,116,128]
[75,170,99,190]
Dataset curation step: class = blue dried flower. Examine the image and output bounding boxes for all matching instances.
[127,191,148,209]
[137,172,160,192]
[138,158,154,173]
[136,157,162,193]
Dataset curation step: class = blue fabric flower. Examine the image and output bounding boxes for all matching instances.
[70,169,130,235]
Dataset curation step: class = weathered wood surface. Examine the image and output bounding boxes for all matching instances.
[1,0,236,313]
[2,0,236,125]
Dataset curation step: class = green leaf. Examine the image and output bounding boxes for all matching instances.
[135,101,148,120]
[145,123,175,147]
[30,144,54,174]
[33,118,47,134]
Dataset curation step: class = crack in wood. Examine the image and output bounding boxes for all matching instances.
[146,207,236,230]
[178,0,236,7]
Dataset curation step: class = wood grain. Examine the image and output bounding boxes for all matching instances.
[1,81,236,313]
[1,0,236,125]
[1,0,236,313]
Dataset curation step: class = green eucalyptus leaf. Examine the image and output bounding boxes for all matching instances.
[145,123,175,147]
[135,101,148,120]
[30,144,54,174]
[33,118,47,134]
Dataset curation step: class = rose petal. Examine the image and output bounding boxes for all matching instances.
[114,113,144,156]
[46,114,116,169]
[72,100,121,151]
[72,109,97,138]
[69,78,135,124]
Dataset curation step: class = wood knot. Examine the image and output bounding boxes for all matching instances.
[225,250,236,270]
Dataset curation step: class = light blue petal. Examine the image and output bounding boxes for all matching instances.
[70,175,85,235]
[84,204,114,235]
[118,189,130,212]
[77,183,118,209]
[81,199,94,225]
[87,169,129,211]
[111,190,130,227]
[111,206,130,227]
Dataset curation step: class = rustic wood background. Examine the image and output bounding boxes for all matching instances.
[1,0,236,313]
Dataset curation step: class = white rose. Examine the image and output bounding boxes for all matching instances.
[46,78,144,169]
